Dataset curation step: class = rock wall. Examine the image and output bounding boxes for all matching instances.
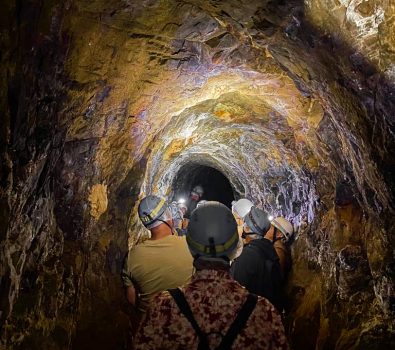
[0,0,394,349]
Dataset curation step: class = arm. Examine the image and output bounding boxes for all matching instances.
[121,254,139,306]
[273,240,288,276]
[265,227,291,276]
[126,284,137,305]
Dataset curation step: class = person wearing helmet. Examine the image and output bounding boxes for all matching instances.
[121,195,193,313]
[192,184,204,197]
[231,207,290,312]
[169,200,189,236]
[185,184,204,218]
[177,201,188,216]
[266,216,294,273]
[231,198,254,236]
[134,202,289,350]
[177,201,189,231]
[169,201,184,233]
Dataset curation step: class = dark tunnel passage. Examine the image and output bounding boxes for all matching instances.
[172,164,235,208]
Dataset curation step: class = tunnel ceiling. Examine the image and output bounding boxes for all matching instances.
[62,0,394,215]
[1,0,395,349]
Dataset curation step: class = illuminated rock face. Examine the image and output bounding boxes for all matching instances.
[0,0,394,349]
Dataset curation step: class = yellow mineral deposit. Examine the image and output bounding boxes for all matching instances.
[88,183,108,219]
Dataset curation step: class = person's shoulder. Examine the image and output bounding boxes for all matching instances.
[168,234,188,244]
[251,238,274,248]
[127,242,148,261]
[250,239,278,259]
[253,295,281,317]
[235,242,262,261]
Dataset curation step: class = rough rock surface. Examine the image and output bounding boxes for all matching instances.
[0,0,394,349]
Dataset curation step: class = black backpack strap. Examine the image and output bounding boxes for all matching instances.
[168,288,210,350]
[217,293,258,350]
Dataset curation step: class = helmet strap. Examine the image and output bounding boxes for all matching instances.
[242,231,260,239]
[272,227,281,243]
[208,237,216,257]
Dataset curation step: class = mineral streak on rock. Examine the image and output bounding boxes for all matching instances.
[88,184,108,219]
[0,0,394,349]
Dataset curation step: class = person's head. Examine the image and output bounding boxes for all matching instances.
[170,201,183,224]
[190,185,204,201]
[177,201,188,216]
[186,201,239,269]
[138,195,173,231]
[243,206,271,242]
[271,216,294,243]
[231,198,254,236]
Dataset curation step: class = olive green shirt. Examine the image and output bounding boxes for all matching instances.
[122,235,194,312]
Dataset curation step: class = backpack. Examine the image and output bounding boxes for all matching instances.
[231,239,284,312]
[168,288,258,350]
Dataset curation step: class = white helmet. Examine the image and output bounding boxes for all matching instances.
[177,202,188,212]
[196,200,208,208]
[231,198,254,218]
[271,217,294,242]
[191,185,204,197]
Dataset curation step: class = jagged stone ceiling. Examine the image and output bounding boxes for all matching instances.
[1,0,394,349]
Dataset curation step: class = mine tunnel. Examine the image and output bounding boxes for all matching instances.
[172,164,235,208]
[1,0,395,349]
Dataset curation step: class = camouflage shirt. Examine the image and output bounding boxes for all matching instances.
[135,269,289,349]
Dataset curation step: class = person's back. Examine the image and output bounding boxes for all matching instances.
[231,209,293,312]
[135,202,289,350]
[126,234,193,311]
[231,238,283,311]
[122,195,193,313]
[135,268,288,349]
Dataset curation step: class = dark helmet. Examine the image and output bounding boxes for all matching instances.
[138,195,168,227]
[186,201,238,259]
[244,206,270,235]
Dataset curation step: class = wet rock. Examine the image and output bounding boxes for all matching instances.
[335,180,356,207]
[336,245,371,299]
